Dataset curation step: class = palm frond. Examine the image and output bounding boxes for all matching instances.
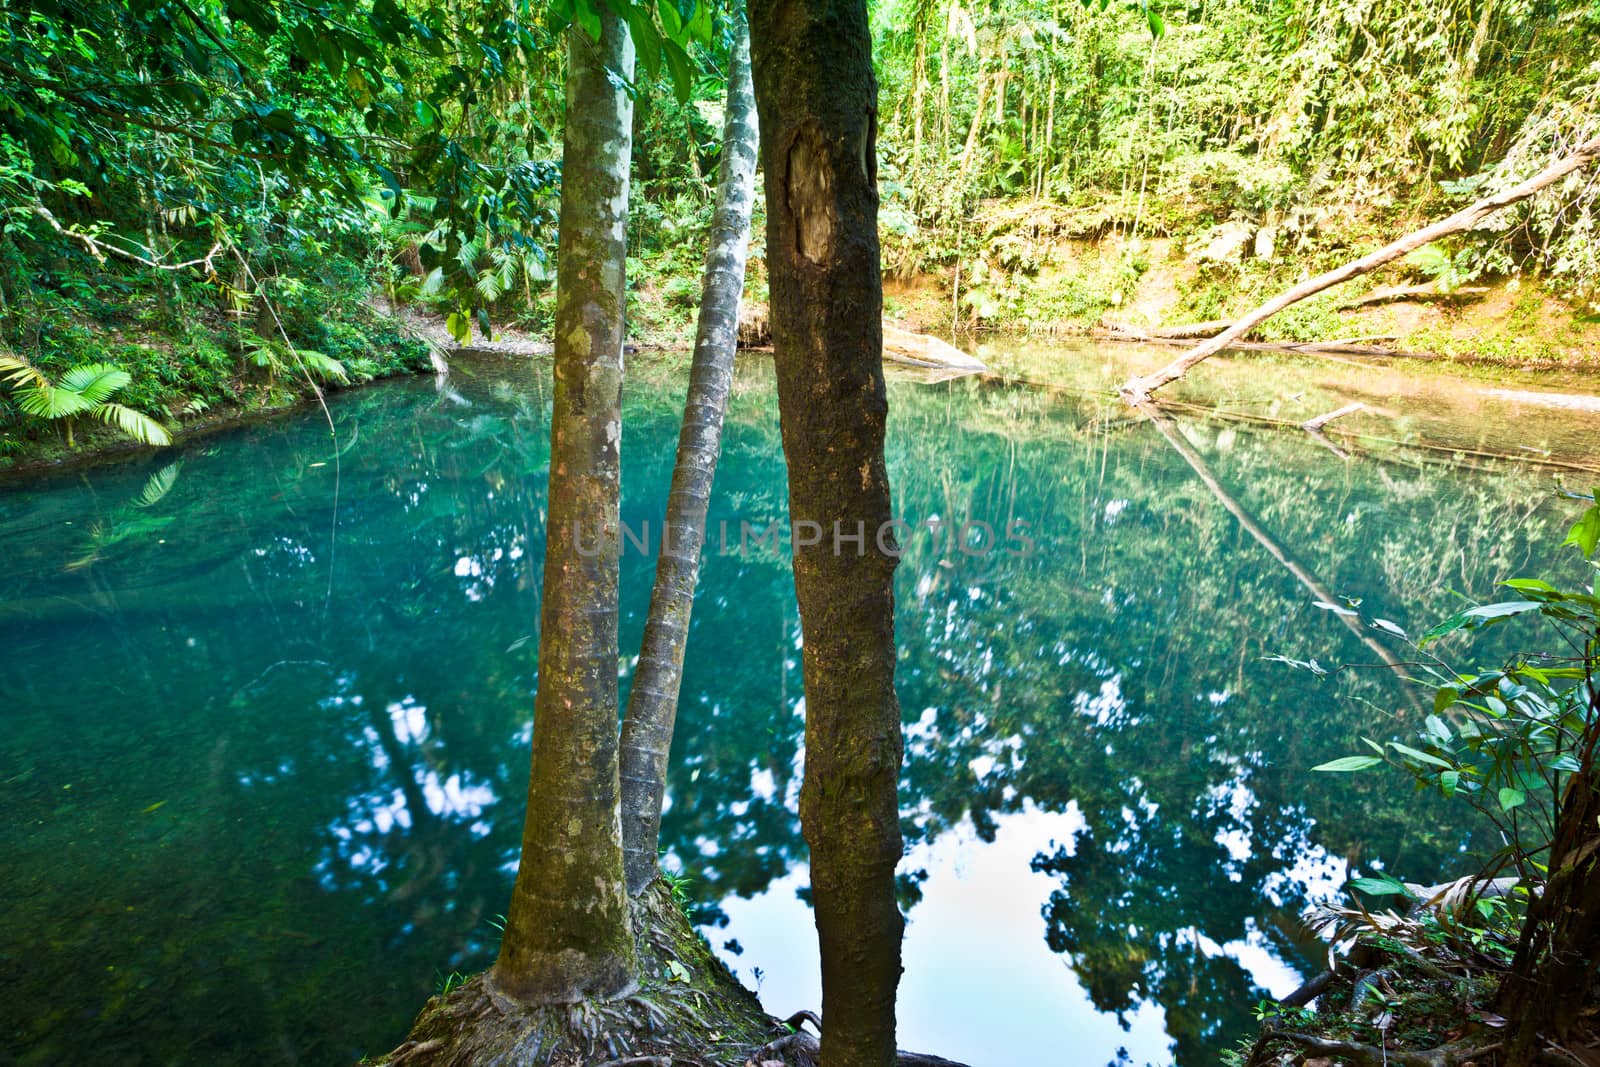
[58,363,132,405]
[134,462,183,507]
[293,349,349,383]
[16,380,94,418]
[93,403,172,446]
[0,351,52,391]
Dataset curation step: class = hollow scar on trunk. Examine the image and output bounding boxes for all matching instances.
[786,128,834,264]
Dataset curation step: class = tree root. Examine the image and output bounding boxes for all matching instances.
[1250,1029,1502,1067]
[746,1010,972,1067]
[374,882,770,1067]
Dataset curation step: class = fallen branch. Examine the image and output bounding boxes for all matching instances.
[1342,281,1490,307]
[30,204,221,276]
[1101,318,1234,340]
[1302,402,1365,431]
[1119,133,1600,401]
[1278,969,1337,1009]
[1096,329,1429,360]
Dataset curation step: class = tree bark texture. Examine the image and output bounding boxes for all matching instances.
[1119,133,1600,401]
[492,13,638,1004]
[619,8,759,896]
[748,2,904,1065]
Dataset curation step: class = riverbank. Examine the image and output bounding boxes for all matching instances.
[875,204,1600,369]
[8,202,1597,478]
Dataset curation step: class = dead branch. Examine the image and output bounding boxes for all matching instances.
[30,204,221,276]
[1302,402,1366,430]
[1101,318,1234,340]
[1120,133,1600,401]
[1342,281,1490,307]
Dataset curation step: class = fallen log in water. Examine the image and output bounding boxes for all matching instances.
[882,322,986,372]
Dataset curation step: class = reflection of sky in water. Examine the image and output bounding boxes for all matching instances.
[716,807,1188,1066]
[1,347,1592,1065]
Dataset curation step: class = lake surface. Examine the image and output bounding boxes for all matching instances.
[3,342,1595,1065]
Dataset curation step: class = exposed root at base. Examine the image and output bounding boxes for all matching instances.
[376,881,772,1067]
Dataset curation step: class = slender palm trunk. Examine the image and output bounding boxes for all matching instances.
[748,2,905,1064]
[956,59,994,190]
[492,12,637,1004]
[619,9,760,896]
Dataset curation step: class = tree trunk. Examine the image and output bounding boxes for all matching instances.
[955,61,994,190]
[748,2,905,1065]
[1119,133,1600,401]
[491,13,637,1005]
[1498,639,1600,1064]
[911,30,926,179]
[619,8,760,896]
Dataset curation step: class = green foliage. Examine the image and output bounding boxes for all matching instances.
[1313,494,1600,909]
[0,351,169,447]
[871,0,1600,304]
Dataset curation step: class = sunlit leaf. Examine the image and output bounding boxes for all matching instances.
[1312,756,1384,772]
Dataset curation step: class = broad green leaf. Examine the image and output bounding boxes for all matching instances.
[1419,601,1543,646]
[1312,756,1384,772]
[1349,875,1412,897]
[627,8,662,80]
[1498,787,1527,812]
[1564,501,1600,560]
[1389,742,1454,770]
[1502,578,1558,594]
[1424,715,1453,745]
[662,38,693,103]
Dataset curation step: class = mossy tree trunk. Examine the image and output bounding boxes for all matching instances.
[748,3,905,1066]
[619,7,760,896]
[491,11,638,1005]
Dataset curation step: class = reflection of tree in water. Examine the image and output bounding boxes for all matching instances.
[872,377,1563,1060]
[0,357,1571,1065]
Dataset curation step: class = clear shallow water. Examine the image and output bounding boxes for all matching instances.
[0,347,1589,1065]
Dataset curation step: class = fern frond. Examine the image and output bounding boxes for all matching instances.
[474,268,505,302]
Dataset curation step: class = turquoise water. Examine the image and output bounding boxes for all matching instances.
[0,348,1584,1065]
